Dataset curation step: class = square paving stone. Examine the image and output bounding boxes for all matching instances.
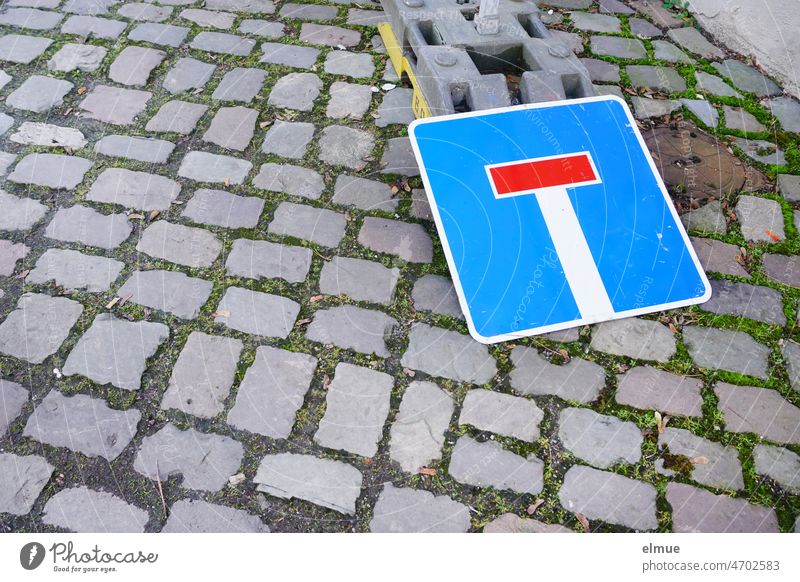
[0,239,29,276]
[62,16,127,40]
[24,390,140,460]
[211,67,266,102]
[253,163,324,199]
[227,345,316,438]
[667,482,778,532]
[315,362,393,457]
[327,81,373,120]
[162,499,268,533]
[0,453,53,515]
[87,168,181,211]
[778,174,800,202]
[652,40,694,64]
[180,8,236,29]
[178,151,252,185]
[736,195,785,242]
[667,26,724,60]
[267,72,322,111]
[347,8,386,26]
[0,293,82,364]
[206,0,275,13]
[615,366,703,417]
[0,190,46,231]
[27,249,124,292]
[214,286,300,338]
[182,188,264,228]
[657,427,744,490]
[202,106,258,151]
[570,11,621,33]
[118,269,213,319]
[146,100,208,134]
[509,345,605,403]
[629,17,661,38]
[358,217,432,263]
[714,382,800,445]
[590,35,646,59]
[558,407,642,468]
[460,389,543,442]
[627,65,686,93]
[0,379,28,435]
[712,59,780,97]
[9,122,86,149]
[79,85,152,125]
[701,279,785,325]
[680,199,726,233]
[259,41,319,68]
[324,50,375,78]
[389,380,453,473]
[136,221,222,268]
[380,137,419,176]
[401,323,496,384]
[163,57,215,93]
[630,0,682,27]
[695,71,741,98]
[160,332,243,418]
[449,435,543,494]
[6,75,73,113]
[370,484,470,533]
[190,31,255,56]
[254,453,362,515]
[63,314,169,391]
[134,423,243,491]
[239,19,284,38]
[631,96,681,119]
[690,237,749,277]
[119,3,173,21]
[412,274,464,319]
[332,174,396,212]
[318,125,375,171]
[0,34,52,63]
[319,256,399,305]
[225,238,311,283]
[268,201,346,247]
[94,135,175,164]
[590,318,676,362]
[483,514,574,533]
[375,88,414,127]
[782,340,800,392]
[47,43,107,72]
[306,305,397,357]
[683,326,770,379]
[128,23,190,47]
[42,487,148,533]
[280,3,337,20]
[261,121,315,158]
[63,0,116,15]
[579,57,620,83]
[723,105,765,133]
[764,96,800,134]
[300,23,359,47]
[753,444,800,494]
[109,46,165,86]
[45,205,131,249]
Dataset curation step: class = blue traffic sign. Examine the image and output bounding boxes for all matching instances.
[409,95,711,344]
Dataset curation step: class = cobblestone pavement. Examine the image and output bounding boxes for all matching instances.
[1,0,799,533]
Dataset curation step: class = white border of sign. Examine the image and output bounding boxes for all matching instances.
[408,94,712,344]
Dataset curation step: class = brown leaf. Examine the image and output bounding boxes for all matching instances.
[211,310,230,318]
[344,211,352,222]
[117,293,133,307]
[296,317,312,326]
[322,374,331,390]
[668,323,678,335]
[147,209,161,222]
[527,498,544,515]
[400,178,411,192]
[558,348,570,362]
[105,297,120,310]
[77,86,87,95]
[310,294,325,303]
[259,120,273,129]
[766,229,780,242]
[390,184,400,196]
[363,457,373,466]
[659,414,671,434]
[12,269,29,280]
[576,513,590,532]
[403,367,416,377]
[654,411,663,433]
[690,455,709,465]
[418,466,436,477]
[223,177,230,187]
[127,213,145,220]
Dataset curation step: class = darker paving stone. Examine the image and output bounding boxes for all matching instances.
[162,499,268,533]
[736,195,784,242]
[690,237,749,277]
[370,484,470,533]
[0,239,28,276]
[190,31,255,56]
[0,379,27,435]
[300,23,360,47]
[27,249,124,292]
[43,487,148,533]
[375,88,414,127]
[380,137,419,176]
[0,453,53,515]
[389,380,453,473]
[629,17,661,38]
[599,0,634,13]
[87,168,181,211]
[24,390,140,460]
[484,514,574,533]
[732,136,786,166]
[724,106,765,133]
[281,3,337,20]
[178,151,252,185]
[128,23,190,47]
[182,188,264,229]
[510,345,605,403]
[560,465,658,530]
[134,423,243,491]
[715,382,800,445]
[629,0,682,27]
[307,305,397,357]
[449,435,543,494]
[79,85,151,125]
[681,200,726,233]
[695,71,741,98]
[571,11,620,33]
[753,445,800,494]
[616,366,703,417]
[160,332,243,418]
[319,256,399,305]
[62,15,126,39]
[94,135,175,164]
[211,67,266,102]
[0,293,82,364]
[580,57,620,83]
[261,121,314,159]
[137,221,221,267]
[401,323,496,384]
[318,125,375,170]
[701,279,785,325]
[559,407,642,468]
[268,72,322,111]
[358,217,432,263]
[239,19,284,38]
[228,345,316,438]
[713,60,781,97]
[163,57,214,93]
[260,42,319,68]
[782,340,800,392]
[347,8,386,26]
[315,362,393,457]
[667,482,778,532]
[327,81,373,120]
[118,270,212,319]
[146,100,207,134]
[667,27,724,59]
[460,389,542,442]
[764,97,800,134]
[0,190,46,231]
[681,99,719,127]
[215,286,299,338]
[180,8,236,28]
[206,0,275,12]
[412,274,463,319]
[0,33,52,63]
[590,35,646,59]
[109,46,164,86]
[202,106,258,151]
[225,238,311,283]
[324,50,375,78]
[627,65,686,92]
[63,0,115,15]
[119,3,172,21]
[657,428,744,490]
[683,326,769,379]
[63,314,168,391]
[542,0,591,7]
[8,153,92,190]
[6,75,72,113]
[332,175,396,212]
[591,318,676,362]
[254,453,362,515]
[652,40,694,64]
[268,201,346,248]
[778,174,800,202]
[253,163,324,199]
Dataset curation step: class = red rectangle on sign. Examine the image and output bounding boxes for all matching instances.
[488,153,598,195]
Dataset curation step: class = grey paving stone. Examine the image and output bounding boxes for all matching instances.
[202,106,258,151]
[764,96,800,134]
[306,305,397,357]
[783,340,800,392]
[225,238,312,283]
[712,60,781,98]
[715,382,800,445]
[762,253,800,288]
[63,0,115,15]
[178,151,252,185]
[205,0,275,13]
[559,407,642,468]
[239,19,284,38]
[590,35,646,59]
[163,57,215,93]
[253,163,324,199]
[449,435,543,494]
[324,50,375,78]
[542,0,591,7]
[580,57,620,83]
[182,188,264,229]
[695,71,742,98]
[380,137,419,176]
[591,318,676,362]
[254,453,362,515]
[0,7,63,29]
[690,237,749,277]
[627,65,686,93]
[46,204,131,249]
[681,200,726,234]
[24,390,140,460]
[268,201,346,248]
[630,0,682,27]
[10,122,87,149]
[315,362,393,457]
[27,249,124,292]
[215,286,299,338]
[616,366,703,417]
[701,279,785,325]
[119,2,172,21]
[460,389,542,442]
[160,332,242,418]
[629,17,661,38]
[401,323,496,384]
[551,29,583,54]
[259,41,319,68]
[180,8,235,28]
[720,106,764,134]
[61,15,126,40]
[281,3,337,20]
[735,195,784,242]
[753,444,800,494]
[389,380,453,473]
[47,43,106,72]
[318,125,375,171]
[0,453,53,515]
[683,326,769,379]
[370,484,470,533]
[681,99,718,127]
[0,379,27,435]
[134,423,243,491]
[261,121,314,158]
[211,67,266,102]
[94,135,175,164]
[42,487,148,533]
[118,269,212,319]
[137,220,222,267]
[545,327,581,343]
[79,85,151,125]
[128,22,189,47]
[657,428,744,490]
[0,113,12,137]
[483,513,574,533]
[347,7,386,26]
[327,82,373,121]
[332,174,396,212]
[0,33,52,63]
[358,217,432,263]
[109,46,164,86]
[0,152,16,176]
[375,88,414,127]
[559,465,658,530]
[87,168,180,211]
[162,499,268,533]
[268,72,322,111]
[0,70,13,91]
[190,31,255,56]
[667,26,724,59]
[5,75,72,113]
[319,256,399,305]
[778,174,800,202]
[0,239,28,276]
[300,22,359,47]
[0,190,46,231]
[0,293,82,364]
[510,346,605,403]
[570,11,620,33]
[227,345,316,438]
[652,40,694,64]
[146,100,207,135]
[63,313,168,391]
[667,482,778,532]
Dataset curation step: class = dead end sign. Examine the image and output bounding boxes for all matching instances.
[408,95,711,344]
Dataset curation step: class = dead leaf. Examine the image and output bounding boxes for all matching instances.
[117,293,133,307]
[576,513,590,532]
[527,499,544,515]
[400,178,411,192]
[77,86,87,95]
[223,177,230,187]
[660,415,671,434]
[344,211,352,222]
[147,209,161,222]
[557,348,570,362]
[105,297,120,310]
[322,374,331,390]
[390,184,400,196]
[127,213,145,220]
[690,455,709,465]
[310,294,325,303]
[12,269,29,280]
[63,107,73,116]
[211,310,230,318]
[668,323,678,334]
[654,411,663,432]
[296,317,312,326]
[418,466,436,477]
[766,229,780,242]
[403,367,416,377]
[259,120,273,129]
[363,457,373,466]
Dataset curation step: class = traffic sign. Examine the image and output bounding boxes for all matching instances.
[408,95,711,344]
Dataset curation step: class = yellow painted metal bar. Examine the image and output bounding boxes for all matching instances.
[377,22,432,119]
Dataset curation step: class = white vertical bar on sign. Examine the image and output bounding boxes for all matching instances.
[535,187,615,319]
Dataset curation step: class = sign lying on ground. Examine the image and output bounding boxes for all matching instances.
[409,95,711,344]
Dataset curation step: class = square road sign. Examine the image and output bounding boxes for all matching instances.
[408,95,711,344]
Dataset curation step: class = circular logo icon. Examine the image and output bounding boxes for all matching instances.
[20,542,46,570]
